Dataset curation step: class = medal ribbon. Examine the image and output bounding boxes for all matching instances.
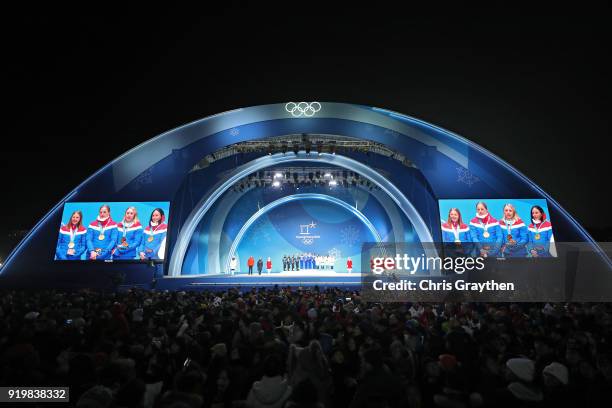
[480,215,490,236]
[122,221,133,238]
[98,218,109,237]
[533,219,542,238]
[452,223,460,241]
[69,225,76,243]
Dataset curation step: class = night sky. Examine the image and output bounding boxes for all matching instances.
[2,9,610,259]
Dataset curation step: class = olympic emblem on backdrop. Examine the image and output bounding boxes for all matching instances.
[296,221,320,245]
[285,102,322,117]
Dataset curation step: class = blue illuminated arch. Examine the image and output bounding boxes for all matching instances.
[168,151,434,276]
[225,193,384,273]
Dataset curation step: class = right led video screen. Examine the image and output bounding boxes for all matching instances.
[438,198,556,258]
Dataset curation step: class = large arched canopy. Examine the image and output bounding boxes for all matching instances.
[0,102,603,289]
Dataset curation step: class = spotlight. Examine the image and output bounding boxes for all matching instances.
[324,172,332,178]
[272,180,281,187]
[329,180,338,187]
[274,172,283,179]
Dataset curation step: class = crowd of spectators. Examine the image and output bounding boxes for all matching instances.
[1,286,611,407]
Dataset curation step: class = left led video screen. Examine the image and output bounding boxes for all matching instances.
[54,202,170,261]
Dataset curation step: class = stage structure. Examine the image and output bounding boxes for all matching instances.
[0,102,607,291]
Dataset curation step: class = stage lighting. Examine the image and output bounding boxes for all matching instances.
[272,180,281,187]
[324,172,331,178]
[329,180,338,186]
[274,172,282,179]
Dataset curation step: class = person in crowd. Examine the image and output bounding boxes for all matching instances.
[1,288,612,407]
[86,204,118,260]
[527,205,554,257]
[266,257,272,275]
[229,256,237,275]
[499,203,528,258]
[347,257,353,274]
[140,208,167,261]
[114,206,143,260]
[257,258,264,275]
[56,210,87,260]
[469,201,502,257]
[247,354,292,408]
[248,256,255,275]
[287,341,331,407]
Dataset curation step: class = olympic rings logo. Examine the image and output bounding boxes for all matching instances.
[285,102,322,117]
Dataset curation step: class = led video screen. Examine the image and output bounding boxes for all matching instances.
[438,198,556,258]
[54,201,170,261]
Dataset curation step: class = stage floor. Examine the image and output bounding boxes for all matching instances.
[155,269,362,291]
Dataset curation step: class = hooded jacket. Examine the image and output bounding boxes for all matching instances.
[246,375,292,408]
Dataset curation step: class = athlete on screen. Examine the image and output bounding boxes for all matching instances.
[114,206,143,260]
[55,210,87,260]
[441,208,471,243]
[86,204,118,260]
[527,205,554,257]
[499,203,528,258]
[140,208,167,261]
[469,201,502,257]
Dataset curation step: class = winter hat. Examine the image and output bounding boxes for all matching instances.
[506,358,535,382]
[543,362,569,385]
[438,354,458,370]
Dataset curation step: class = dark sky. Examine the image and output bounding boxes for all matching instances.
[2,8,611,252]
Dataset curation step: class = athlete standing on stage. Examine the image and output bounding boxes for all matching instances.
[87,204,118,260]
[347,257,353,273]
[266,257,272,274]
[247,256,254,275]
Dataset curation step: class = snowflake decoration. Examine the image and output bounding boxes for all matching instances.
[384,129,400,137]
[229,127,240,136]
[135,168,153,186]
[251,219,272,242]
[456,167,480,187]
[340,225,360,247]
[328,247,341,259]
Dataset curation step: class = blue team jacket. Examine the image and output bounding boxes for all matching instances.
[469,216,503,257]
[527,220,554,257]
[499,218,528,257]
[142,223,167,260]
[86,219,118,260]
[114,222,144,260]
[55,225,87,260]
